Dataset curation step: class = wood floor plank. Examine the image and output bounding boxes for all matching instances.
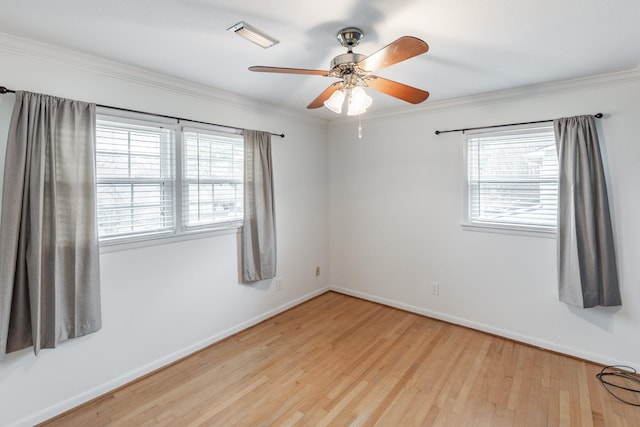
[40,292,640,426]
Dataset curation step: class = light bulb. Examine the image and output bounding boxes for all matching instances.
[347,87,372,116]
[323,89,345,114]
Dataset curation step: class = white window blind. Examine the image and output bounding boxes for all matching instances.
[96,118,175,240]
[182,127,244,229]
[466,125,558,232]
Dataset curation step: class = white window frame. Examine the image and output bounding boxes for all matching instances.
[462,124,558,237]
[181,126,244,232]
[96,108,244,251]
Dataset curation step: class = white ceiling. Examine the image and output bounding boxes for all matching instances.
[1,0,639,119]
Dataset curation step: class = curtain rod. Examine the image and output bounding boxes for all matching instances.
[0,86,285,138]
[434,113,604,135]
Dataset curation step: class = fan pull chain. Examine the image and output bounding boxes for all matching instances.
[358,115,363,139]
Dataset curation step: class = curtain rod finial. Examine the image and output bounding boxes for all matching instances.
[595,113,603,118]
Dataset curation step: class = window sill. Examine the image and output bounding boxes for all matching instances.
[99,224,242,254]
[461,223,557,239]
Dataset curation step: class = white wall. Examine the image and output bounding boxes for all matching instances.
[0,34,329,427]
[329,70,640,369]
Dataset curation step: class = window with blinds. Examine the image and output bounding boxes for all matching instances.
[95,110,246,245]
[466,125,558,232]
[96,118,176,240]
[182,128,244,229]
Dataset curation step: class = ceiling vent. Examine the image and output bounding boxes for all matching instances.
[228,21,279,49]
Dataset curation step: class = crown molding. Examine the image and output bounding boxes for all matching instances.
[0,32,324,125]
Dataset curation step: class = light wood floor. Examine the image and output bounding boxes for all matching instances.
[42,291,639,426]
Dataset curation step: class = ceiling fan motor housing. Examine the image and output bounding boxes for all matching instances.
[332,28,368,80]
[330,53,367,72]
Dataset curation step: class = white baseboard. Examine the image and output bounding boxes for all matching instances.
[330,286,637,370]
[16,286,330,427]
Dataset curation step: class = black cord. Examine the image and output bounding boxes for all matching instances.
[596,365,640,407]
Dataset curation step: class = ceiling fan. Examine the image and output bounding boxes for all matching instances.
[249,27,430,115]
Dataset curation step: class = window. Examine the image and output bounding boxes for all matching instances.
[96,118,175,240]
[96,111,243,244]
[465,125,558,233]
[182,127,244,230]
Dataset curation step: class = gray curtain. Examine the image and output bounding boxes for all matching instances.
[0,91,101,361]
[242,130,276,282]
[554,115,620,308]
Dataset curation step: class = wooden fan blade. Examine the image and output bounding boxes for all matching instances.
[365,76,429,104]
[249,66,330,76]
[307,82,345,109]
[357,36,429,72]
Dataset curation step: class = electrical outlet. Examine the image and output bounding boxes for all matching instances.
[431,282,439,296]
[315,266,320,277]
[275,277,283,291]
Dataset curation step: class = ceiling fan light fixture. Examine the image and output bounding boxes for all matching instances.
[347,87,372,116]
[323,89,345,114]
[227,21,279,49]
